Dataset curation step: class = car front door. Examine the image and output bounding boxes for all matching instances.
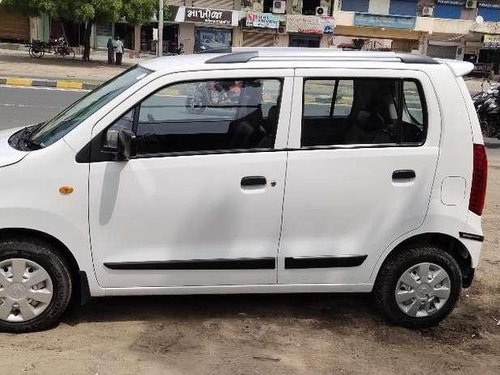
[89,70,293,288]
[278,68,441,286]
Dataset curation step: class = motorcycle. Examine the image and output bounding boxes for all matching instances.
[185,81,241,114]
[473,80,500,139]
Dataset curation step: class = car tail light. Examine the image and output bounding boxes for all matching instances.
[469,144,488,216]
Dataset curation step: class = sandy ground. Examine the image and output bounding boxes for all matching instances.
[0,164,497,374]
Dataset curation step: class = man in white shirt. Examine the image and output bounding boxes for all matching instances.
[115,37,124,65]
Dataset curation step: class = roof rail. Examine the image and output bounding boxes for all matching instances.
[397,53,439,64]
[205,49,439,65]
[206,51,258,64]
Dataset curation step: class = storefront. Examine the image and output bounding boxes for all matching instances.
[177,6,238,53]
[242,11,280,47]
[334,13,419,53]
[478,34,500,74]
[286,14,335,48]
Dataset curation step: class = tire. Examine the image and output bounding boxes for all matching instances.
[0,238,72,333]
[29,47,44,58]
[374,246,462,329]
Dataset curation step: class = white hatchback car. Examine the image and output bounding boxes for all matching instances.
[0,49,487,332]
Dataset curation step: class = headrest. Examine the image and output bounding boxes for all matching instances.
[356,110,385,132]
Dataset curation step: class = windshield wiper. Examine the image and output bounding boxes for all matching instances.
[16,124,43,151]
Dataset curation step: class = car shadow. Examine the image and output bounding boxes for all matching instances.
[62,293,381,327]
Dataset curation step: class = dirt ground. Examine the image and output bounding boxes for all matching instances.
[0,159,499,374]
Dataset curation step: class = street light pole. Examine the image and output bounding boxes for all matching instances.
[158,0,164,57]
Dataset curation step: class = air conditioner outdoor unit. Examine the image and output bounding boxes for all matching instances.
[315,6,328,17]
[465,0,478,9]
[273,0,286,14]
[422,6,434,17]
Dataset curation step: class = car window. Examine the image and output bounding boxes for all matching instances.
[301,78,427,147]
[30,65,151,148]
[303,80,354,119]
[105,78,283,156]
[401,81,427,143]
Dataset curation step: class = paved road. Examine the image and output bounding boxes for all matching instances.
[0,85,499,164]
[0,86,84,130]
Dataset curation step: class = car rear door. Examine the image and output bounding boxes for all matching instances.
[278,68,441,286]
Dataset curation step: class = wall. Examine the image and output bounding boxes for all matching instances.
[179,23,195,54]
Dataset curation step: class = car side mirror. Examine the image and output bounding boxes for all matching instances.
[117,129,137,160]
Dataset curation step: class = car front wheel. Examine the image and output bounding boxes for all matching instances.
[374,246,462,329]
[0,238,72,333]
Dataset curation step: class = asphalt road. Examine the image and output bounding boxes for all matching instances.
[0,85,499,164]
[0,86,84,130]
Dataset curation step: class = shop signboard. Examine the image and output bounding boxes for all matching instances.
[436,0,466,5]
[484,34,500,47]
[353,13,416,30]
[246,12,280,29]
[478,0,500,8]
[181,7,238,26]
[286,15,335,34]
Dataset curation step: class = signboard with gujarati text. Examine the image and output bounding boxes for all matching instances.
[286,15,335,35]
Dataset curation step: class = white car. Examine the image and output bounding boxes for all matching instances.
[0,49,487,332]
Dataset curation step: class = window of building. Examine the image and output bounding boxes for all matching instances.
[389,0,418,16]
[301,78,427,147]
[478,6,500,22]
[434,2,463,19]
[194,27,232,53]
[105,79,283,156]
[302,0,321,15]
[341,0,370,12]
[263,0,274,13]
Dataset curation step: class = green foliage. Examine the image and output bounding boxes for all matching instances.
[1,0,158,25]
[122,0,157,25]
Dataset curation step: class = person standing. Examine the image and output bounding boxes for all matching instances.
[115,37,124,66]
[107,38,114,64]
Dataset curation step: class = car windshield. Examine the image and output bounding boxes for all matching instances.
[29,65,152,148]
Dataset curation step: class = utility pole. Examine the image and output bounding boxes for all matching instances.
[157,0,164,57]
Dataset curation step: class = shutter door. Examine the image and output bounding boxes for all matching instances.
[190,0,234,10]
[427,45,457,59]
[0,12,30,42]
[243,32,275,47]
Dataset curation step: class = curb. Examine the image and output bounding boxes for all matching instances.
[0,77,100,90]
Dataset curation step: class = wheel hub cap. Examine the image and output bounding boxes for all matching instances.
[395,262,451,318]
[8,283,28,300]
[0,258,53,322]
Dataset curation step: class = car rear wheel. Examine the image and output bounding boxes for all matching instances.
[374,246,462,329]
[0,238,72,333]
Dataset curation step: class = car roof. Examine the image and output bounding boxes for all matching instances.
[139,48,472,77]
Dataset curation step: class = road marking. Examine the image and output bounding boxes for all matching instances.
[0,84,89,92]
[0,103,64,109]
[6,78,33,87]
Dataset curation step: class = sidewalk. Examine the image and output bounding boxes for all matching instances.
[0,47,155,88]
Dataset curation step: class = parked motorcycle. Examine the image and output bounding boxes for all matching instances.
[473,80,500,139]
[185,81,241,114]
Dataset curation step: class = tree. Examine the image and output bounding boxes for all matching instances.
[1,0,158,61]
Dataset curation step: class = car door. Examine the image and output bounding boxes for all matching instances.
[278,68,441,286]
[89,69,293,288]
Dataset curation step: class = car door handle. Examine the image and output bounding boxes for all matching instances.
[241,176,267,187]
[392,170,416,180]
